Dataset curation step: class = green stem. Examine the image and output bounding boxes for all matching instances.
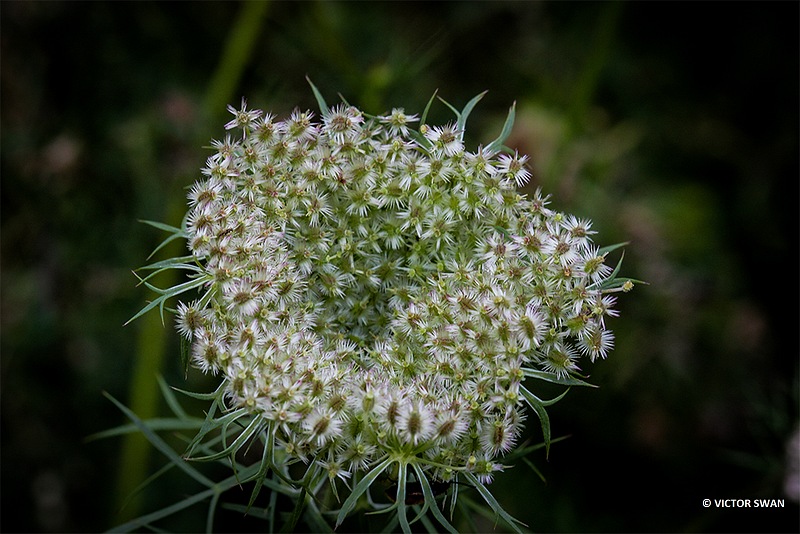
[114,0,270,523]
[203,0,271,117]
[567,1,622,134]
[544,1,622,189]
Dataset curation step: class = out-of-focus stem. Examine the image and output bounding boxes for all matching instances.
[114,0,270,522]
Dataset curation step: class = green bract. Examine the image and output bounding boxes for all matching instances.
[129,88,634,532]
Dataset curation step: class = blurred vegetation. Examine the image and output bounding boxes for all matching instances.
[1,1,797,532]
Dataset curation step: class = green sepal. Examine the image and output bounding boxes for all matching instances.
[409,90,440,152]
[493,225,512,239]
[446,91,488,141]
[436,91,487,143]
[139,219,185,235]
[109,462,264,533]
[500,435,570,465]
[407,129,433,151]
[132,262,203,292]
[186,411,263,462]
[125,274,210,326]
[395,464,411,534]
[522,457,547,484]
[285,486,308,533]
[590,243,647,291]
[336,456,393,527]
[182,391,235,458]
[534,387,571,407]
[596,241,629,256]
[523,368,598,387]
[171,380,226,401]
[486,101,517,155]
[592,250,641,291]
[110,486,217,533]
[306,76,329,116]
[206,490,221,533]
[462,471,526,533]
[419,89,439,128]
[139,219,189,260]
[410,463,459,534]
[85,418,204,441]
[103,392,215,488]
[599,276,647,291]
[137,255,202,273]
[180,334,191,375]
[436,96,460,118]
[157,374,187,418]
[519,386,553,458]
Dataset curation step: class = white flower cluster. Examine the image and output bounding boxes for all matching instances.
[176,98,622,484]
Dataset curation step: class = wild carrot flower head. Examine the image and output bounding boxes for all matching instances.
[159,88,634,530]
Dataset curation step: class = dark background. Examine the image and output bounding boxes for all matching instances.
[2,1,798,532]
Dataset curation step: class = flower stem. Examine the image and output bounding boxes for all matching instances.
[114,0,271,522]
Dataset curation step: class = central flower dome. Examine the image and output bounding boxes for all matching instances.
[175,97,621,482]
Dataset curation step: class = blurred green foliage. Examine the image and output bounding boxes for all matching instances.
[1,1,797,532]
